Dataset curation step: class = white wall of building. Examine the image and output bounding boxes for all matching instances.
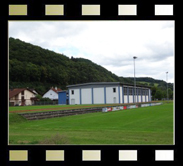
[70,89,80,105]
[142,96,145,102]
[124,95,128,103]
[9,93,21,105]
[43,89,58,100]
[81,88,92,104]
[138,95,141,102]
[129,95,133,103]
[93,87,104,104]
[24,89,36,105]
[144,96,146,102]
[106,86,119,104]
[134,95,137,103]
[146,95,148,102]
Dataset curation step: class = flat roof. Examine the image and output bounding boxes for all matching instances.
[67,82,120,88]
[67,82,150,88]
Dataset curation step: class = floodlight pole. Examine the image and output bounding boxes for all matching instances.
[166,72,168,100]
[133,56,137,103]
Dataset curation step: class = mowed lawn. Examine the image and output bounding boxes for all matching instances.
[9,102,173,145]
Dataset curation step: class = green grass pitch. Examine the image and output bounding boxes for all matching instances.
[9,102,173,145]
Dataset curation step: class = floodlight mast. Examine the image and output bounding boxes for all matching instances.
[133,56,137,103]
[166,72,168,100]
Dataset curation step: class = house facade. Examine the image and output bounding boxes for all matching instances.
[9,88,37,106]
[42,87,62,100]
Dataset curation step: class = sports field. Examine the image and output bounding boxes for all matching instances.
[9,102,173,145]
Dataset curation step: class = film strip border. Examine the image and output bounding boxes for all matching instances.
[9,149,175,161]
[4,1,177,165]
[8,4,174,16]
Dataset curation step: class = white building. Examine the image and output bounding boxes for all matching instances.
[66,82,151,105]
[42,87,62,100]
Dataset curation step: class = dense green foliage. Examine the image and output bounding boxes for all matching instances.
[9,102,173,144]
[9,37,132,94]
[126,77,173,91]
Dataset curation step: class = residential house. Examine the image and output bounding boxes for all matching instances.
[42,87,62,100]
[9,88,37,106]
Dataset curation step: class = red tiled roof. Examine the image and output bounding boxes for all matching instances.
[9,88,37,99]
[9,88,26,99]
[51,87,62,94]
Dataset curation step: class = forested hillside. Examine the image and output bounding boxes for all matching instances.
[9,37,132,94]
[126,77,173,91]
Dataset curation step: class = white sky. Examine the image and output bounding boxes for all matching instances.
[9,21,174,83]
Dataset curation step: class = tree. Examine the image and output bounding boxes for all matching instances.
[168,88,173,99]
[36,94,42,100]
[151,86,157,100]
[40,97,52,102]
[155,89,163,100]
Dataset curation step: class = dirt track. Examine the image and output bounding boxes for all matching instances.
[10,104,117,113]
[10,101,158,113]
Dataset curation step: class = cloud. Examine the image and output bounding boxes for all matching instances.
[161,21,174,29]
[144,41,174,62]
[9,21,88,50]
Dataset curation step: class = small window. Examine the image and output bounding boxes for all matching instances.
[21,91,24,95]
[72,90,74,95]
[113,88,116,93]
[129,88,133,95]
[124,87,127,95]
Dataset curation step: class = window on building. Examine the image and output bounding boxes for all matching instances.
[123,87,127,95]
[146,89,149,96]
[72,90,74,95]
[113,88,116,93]
[129,88,133,95]
[145,89,147,95]
[138,88,141,95]
[129,88,131,95]
[136,88,138,95]
[137,88,140,95]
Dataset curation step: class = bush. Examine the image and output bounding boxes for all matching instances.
[40,97,51,101]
